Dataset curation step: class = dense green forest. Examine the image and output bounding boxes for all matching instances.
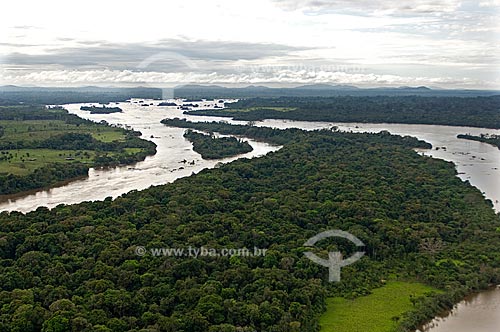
[0,105,156,195]
[186,96,500,129]
[80,106,123,114]
[0,163,90,197]
[0,87,161,105]
[0,121,498,332]
[173,84,500,99]
[162,118,433,149]
[182,130,253,159]
[457,133,500,149]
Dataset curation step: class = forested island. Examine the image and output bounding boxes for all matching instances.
[162,118,433,149]
[457,133,500,149]
[0,105,156,195]
[185,96,500,129]
[80,105,123,114]
[1,119,498,331]
[158,102,178,107]
[182,129,253,159]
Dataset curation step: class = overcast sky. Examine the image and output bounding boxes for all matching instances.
[1,0,499,89]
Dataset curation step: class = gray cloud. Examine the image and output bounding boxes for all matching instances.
[0,42,37,47]
[272,0,461,14]
[1,39,309,72]
[2,1,497,90]
[57,37,75,42]
[10,25,42,30]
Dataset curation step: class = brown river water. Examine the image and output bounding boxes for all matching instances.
[1,99,499,331]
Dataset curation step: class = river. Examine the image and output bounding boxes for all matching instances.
[252,120,500,213]
[0,100,280,213]
[0,99,499,331]
[418,287,500,332]
[2,100,498,213]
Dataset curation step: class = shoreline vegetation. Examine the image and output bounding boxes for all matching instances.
[457,133,500,149]
[0,118,498,331]
[185,96,500,129]
[162,117,433,149]
[0,105,156,195]
[157,120,497,331]
[0,173,90,202]
[182,129,253,159]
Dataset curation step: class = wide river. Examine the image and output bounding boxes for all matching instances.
[0,99,499,331]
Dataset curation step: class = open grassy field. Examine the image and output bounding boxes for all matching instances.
[0,106,156,195]
[0,118,128,175]
[319,281,440,332]
[0,120,126,143]
[0,148,147,176]
[0,149,95,175]
[91,130,126,142]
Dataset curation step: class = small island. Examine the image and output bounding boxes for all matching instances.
[457,133,500,149]
[183,129,253,159]
[80,105,123,114]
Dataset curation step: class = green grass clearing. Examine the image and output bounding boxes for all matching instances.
[319,281,441,332]
[0,106,155,195]
[90,130,126,142]
[0,120,126,143]
[0,149,96,175]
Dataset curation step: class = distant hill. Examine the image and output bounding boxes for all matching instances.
[293,84,359,90]
[396,86,432,91]
[0,84,498,104]
[173,84,499,98]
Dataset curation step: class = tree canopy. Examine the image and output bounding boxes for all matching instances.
[182,130,253,159]
[0,121,499,331]
[186,96,500,129]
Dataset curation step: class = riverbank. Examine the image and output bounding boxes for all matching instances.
[0,105,156,196]
[2,101,499,213]
[0,100,280,213]
[417,286,500,332]
[0,173,89,204]
[457,134,500,150]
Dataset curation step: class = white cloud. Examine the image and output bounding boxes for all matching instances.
[0,0,498,89]
[479,0,500,7]
[271,0,462,14]
[1,68,497,89]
